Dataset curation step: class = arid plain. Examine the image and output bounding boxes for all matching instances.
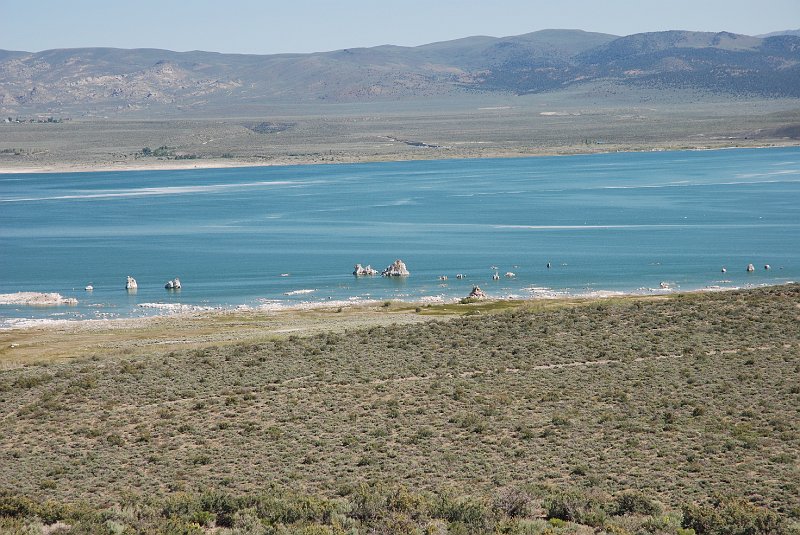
[2,90,799,173]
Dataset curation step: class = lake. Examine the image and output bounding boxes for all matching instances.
[1,147,798,326]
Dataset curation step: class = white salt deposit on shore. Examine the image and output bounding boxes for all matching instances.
[418,295,447,303]
[0,292,77,306]
[2,317,76,329]
[137,303,215,312]
[255,298,376,312]
[523,286,565,299]
[576,290,628,298]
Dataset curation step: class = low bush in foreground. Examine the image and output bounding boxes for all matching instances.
[0,487,794,535]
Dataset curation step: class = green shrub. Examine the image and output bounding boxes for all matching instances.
[456,413,487,434]
[639,513,684,533]
[188,509,216,527]
[614,490,662,516]
[248,493,337,525]
[199,492,239,528]
[432,493,494,531]
[162,492,203,518]
[12,373,52,389]
[682,497,786,535]
[551,414,570,427]
[0,493,36,518]
[349,483,387,521]
[494,487,532,519]
[543,489,608,526]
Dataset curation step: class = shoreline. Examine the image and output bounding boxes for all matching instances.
[0,280,786,332]
[0,282,794,369]
[1,141,798,175]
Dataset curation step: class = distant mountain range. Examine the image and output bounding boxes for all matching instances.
[757,29,800,38]
[2,29,799,116]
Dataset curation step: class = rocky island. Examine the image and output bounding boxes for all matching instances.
[382,259,410,277]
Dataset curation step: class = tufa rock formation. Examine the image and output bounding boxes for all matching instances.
[353,264,378,276]
[165,277,182,289]
[126,276,138,290]
[468,285,487,299]
[382,259,410,277]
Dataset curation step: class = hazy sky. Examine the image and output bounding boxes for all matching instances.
[3,0,798,54]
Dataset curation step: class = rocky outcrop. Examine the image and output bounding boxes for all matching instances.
[746,264,755,272]
[467,286,487,299]
[353,264,378,276]
[165,277,182,289]
[126,275,138,290]
[382,259,410,277]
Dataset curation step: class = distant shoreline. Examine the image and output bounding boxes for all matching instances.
[1,141,798,175]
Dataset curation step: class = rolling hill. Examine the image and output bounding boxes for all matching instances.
[1,29,799,117]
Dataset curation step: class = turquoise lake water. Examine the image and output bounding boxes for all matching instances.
[1,147,798,326]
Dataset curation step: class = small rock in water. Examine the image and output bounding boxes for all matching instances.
[746,263,755,272]
[764,264,770,270]
[126,276,138,290]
